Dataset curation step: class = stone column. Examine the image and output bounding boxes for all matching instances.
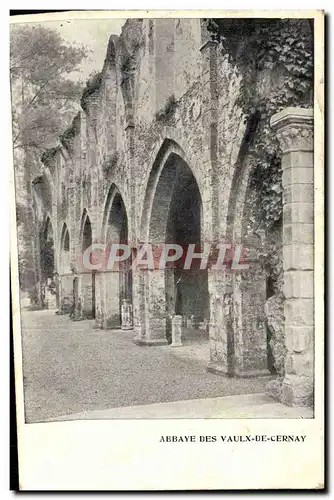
[171,315,183,347]
[104,271,121,328]
[81,272,93,319]
[59,274,72,314]
[271,107,314,407]
[207,247,269,378]
[133,269,168,346]
[206,269,233,376]
[132,269,145,341]
[231,254,269,378]
[199,39,219,242]
[200,39,220,372]
[93,270,105,328]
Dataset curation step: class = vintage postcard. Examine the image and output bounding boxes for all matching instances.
[10,9,324,490]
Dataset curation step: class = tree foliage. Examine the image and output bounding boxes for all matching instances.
[10,24,88,153]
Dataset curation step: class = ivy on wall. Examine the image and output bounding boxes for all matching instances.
[120,52,137,85]
[207,18,313,230]
[206,19,313,390]
[155,94,177,122]
[80,71,103,112]
[40,146,58,165]
[102,152,119,175]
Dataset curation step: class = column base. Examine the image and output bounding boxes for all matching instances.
[132,337,169,346]
[206,361,231,377]
[72,316,83,322]
[104,319,121,330]
[170,342,183,347]
[92,323,103,330]
[281,375,314,408]
[266,378,283,402]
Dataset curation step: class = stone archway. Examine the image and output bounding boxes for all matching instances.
[136,145,210,346]
[100,185,131,329]
[80,210,95,319]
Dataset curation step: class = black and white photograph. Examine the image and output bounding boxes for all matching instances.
[9,9,324,490]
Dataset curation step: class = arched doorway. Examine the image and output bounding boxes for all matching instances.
[102,187,131,329]
[81,211,95,319]
[40,216,57,309]
[139,150,209,345]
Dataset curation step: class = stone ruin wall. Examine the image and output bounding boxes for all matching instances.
[30,18,314,408]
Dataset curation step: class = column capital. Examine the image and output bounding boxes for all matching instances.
[270,107,314,153]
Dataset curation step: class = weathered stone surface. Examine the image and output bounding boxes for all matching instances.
[281,374,314,408]
[265,294,285,380]
[170,315,183,347]
[285,325,313,353]
[283,244,314,271]
[284,270,314,299]
[272,107,314,408]
[282,167,314,187]
[121,298,133,330]
[283,203,314,224]
[283,223,314,246]
[285,298,314,326]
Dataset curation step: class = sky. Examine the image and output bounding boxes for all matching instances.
[33,18,126,82]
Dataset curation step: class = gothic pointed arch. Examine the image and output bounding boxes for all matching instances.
[137,138,209,345]
[100,183,132,329]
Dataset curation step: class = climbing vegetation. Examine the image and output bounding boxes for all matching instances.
[102,152,119,175]
[59,113,81,150]
[155,94,177,122]
[207,18,313,230]
[80,71,103,111]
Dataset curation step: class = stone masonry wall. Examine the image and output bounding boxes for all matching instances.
[31,18,315,407]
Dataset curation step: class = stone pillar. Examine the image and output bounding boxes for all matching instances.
[271,107,314,407]
[200,39,219,242]
[104,271,121,328]
[81,272,93,319]
[121,298,133,330]
[231,256,269,378]
[59,274,72,314]
[133,269,168,346]
[132,269,145,340]
[93,271,104,328]
[207,246,269,378]
[165,267,176,341]
[200,39,221,371]
[206,269,233,376]
[155,19,175,113]
[171,315,183,347]
[72,274,81,321]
